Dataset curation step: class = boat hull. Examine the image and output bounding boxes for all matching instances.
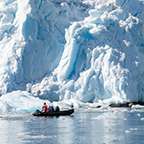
[32,109,74,117]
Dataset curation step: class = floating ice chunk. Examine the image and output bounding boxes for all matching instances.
[0,90,49,113]
[140,117,144,121]
[125,130,130,133]
[131,105,144,109]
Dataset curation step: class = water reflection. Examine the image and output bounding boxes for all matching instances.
[102,109,126,144]
[0,116,25,144]
[1,109,144,144]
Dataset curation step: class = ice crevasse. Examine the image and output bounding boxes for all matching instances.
[55,0,144,103]
[0,0,144,112]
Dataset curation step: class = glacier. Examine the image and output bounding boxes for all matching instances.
[0,0,144,113]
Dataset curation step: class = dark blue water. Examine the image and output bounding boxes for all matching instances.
[1,108,144,144]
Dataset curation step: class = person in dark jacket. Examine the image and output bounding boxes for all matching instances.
[49,105,54,112]
[55,106,60,112]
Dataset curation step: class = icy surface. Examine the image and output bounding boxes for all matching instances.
[0,0,144,112]
[55,0,144,103]
[0,90,46,113]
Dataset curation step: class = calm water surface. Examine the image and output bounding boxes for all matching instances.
[0,108,144,144]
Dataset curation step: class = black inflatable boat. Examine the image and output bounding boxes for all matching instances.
[32,109,74,117]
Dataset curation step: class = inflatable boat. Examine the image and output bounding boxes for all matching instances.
[32,109,74,117]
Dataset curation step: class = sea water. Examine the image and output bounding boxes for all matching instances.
[0,108,144,144]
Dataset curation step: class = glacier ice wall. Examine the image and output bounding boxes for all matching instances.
[0,0,90,95]
[0,0,144,111]
[55,0,144,102]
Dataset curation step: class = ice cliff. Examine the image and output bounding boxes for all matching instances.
[0,0,144,112]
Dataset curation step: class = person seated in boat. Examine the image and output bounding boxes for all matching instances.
[49,105,54,112]
[42,102,49,113]
[55,106,60,112]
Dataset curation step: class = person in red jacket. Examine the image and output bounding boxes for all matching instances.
[42,102,49,112]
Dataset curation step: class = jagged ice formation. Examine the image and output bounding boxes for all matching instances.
[0,0,144,112]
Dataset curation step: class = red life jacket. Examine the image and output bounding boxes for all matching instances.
[42,104,48,112]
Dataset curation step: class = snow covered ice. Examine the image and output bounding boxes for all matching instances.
[0,0,144,112]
